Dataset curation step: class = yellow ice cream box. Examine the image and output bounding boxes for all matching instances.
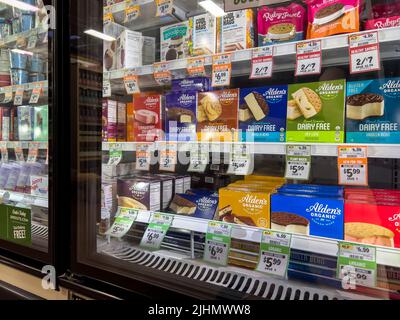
[218,187,271,228]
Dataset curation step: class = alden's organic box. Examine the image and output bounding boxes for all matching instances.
[218,187,271,228]
[286,80,346,143]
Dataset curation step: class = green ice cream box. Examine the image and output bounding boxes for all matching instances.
[286,80,346,143]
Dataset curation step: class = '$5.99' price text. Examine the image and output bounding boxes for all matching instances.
[343,167,361,179]
[289,165,305,174]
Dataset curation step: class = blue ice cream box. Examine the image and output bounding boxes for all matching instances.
[346,78,400,143]
[239,85,287,142]
[271,193,344,240]
[169,192,218,220]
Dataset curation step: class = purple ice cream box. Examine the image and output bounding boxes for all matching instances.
[171,77,210,92]
[165,91,197,141]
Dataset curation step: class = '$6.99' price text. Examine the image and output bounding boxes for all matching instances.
[146,231,160,242]
[208,244,224,257]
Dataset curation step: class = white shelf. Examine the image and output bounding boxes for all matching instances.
[102,141,400,159]
[1,141,48,150]
[0,81,48,95]
[0,25,48,47]
[105,26,400,83]
[0,190,48,208]
[134,210,400,268]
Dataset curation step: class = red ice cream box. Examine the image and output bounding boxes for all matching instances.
[345,201,400,248]
[132,93,164,142]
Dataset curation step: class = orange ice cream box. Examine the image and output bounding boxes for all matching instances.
[345,201,400,248]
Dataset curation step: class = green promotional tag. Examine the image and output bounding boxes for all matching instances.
[256,230,292,278]
[140,213,173,250]
[204,221,232,266]
[285,145,311,180]
[337,242,377,289]
[0,205,31,246]
[105,207,138,238]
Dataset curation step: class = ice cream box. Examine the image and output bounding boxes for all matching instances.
[132,93,163,142]
[117,177,161,211]
[239,85,287,142]
[142,36,156,65]
[138,174,174,210]
[117,102,126,142]
[245,175,286,183]
[190,13,217,56]
[305,0,360,39]
[218,187,271,228]
[286,79,346,143]
[10,107,18,141]
[18,106,34,141]
[169,192,218,220]
[271,193,344,240]
[217,9,255,53]
[102,99,117,142]
[126,102,134,142]
[33,105,48,141]
[197,89,239,142]
[346,78,400,144]
[160,21,191,61]
[30,175,48,197]
[165,91,197,142]
[257,3,306,46]
[171,77,210,92]
[1,107,9,141]
[344,201,400,248]
[103,23,142,71]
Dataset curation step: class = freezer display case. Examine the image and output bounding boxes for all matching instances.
[0,0,58,266]
[69,0,400,300]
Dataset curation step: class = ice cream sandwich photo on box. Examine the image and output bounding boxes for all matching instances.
[346,78,400,144]
[286,79,346,143]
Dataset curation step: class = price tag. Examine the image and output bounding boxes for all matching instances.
[338,146,368,186]
[124,75,140,94]
[14,143,24,162]
[295,40,322,76]
[349,31,380,74]
[156,0,173,17]
[211,53,231,87]
[227,143,254,176]
[0,142,8,163]
[105,207,138,238]
[135,143,152,171]
[29,84,42,104]
[140,213,173,250]
[3,86,13,104]
[204,221,232,266]
[103,79,111,98]
[27,143,39,163]
[285,145,311,181]
[337,242,377,289]
[153,62,171,86]
[159,142,177,172]
[187,57,206,77]
[27,35,37,49]
[250,46,273,79]
[14,86,24,105]
[188,143,209,173]
[108,143,123,165]
[256,231,292,278]
[124,5,140,23]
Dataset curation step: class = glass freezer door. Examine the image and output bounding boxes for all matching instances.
[0,0,51,261]
[70,0,400,300]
